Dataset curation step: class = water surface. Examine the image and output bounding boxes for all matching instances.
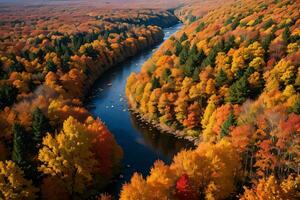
[86,23,194,196]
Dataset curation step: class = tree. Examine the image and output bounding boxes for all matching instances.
[0,84,18,110]
[180,32,188,42]
[196,22,205,32]
[45,59,57,72]
[290,97,300,114]
[12,123,26,167]
[38,116,98,197]
[174,40,183,56]
[179,44,189,65]
[0,160,38,200]
[227,75,249,104]
[220,111,236,138]
[175,174,198,200]
[9,61,25,73]
[282,26,290,44]
[32,107,50,148]
[215,69,228,88]
[240,175,300,200]
[120,173,151,200]
[151,77,161,89]
[85,45,98,59]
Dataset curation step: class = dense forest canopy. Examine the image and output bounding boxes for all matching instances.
[0,1,179,199]
[124,0,300,199]
[0,0,299,199]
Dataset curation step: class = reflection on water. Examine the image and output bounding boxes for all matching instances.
[85,23,191,197]
[130,112,194,157]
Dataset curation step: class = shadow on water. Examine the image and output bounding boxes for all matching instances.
[130,112,194,158]
[85,23,195,197]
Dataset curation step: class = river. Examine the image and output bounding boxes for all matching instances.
[85,23,194,197]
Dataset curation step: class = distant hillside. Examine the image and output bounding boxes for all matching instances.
[0,0,182,9]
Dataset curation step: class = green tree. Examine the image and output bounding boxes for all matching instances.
[0,84,18,110]
[262,32,275,51]
[32,108,50,149]
[85,45,98,59]
[174,40,183,56]
[45,60,57,72]
[290,97,300,114]
[179,44,189,65]
[196,22,205,32]
[215,69,228,88]
[179,32,188,42]
[224,35,236,52]
[9,61,24,73]
[227,75,249,104]
[12,123,26,166]
[282,26,290,44]
[220,111,236,138]
[151,77,161,90]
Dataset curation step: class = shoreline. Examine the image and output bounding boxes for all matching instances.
[83,20,181,99]
[129,107,199,145]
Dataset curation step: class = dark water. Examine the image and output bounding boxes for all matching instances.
[86,23,194,197]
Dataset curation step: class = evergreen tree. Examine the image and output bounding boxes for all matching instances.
[0,84,18,110]
[151,77,161,90]
[290,97,300,114]
[61,53,70,72]
[12,123,26,166]
[215,69,228,88]
[45,59,57,72]
[227,75,249,104]
[224,35,236,52]
[85,45,98,59]
[179,44,189,65]
[220,112,236,138]
[9,61,24,73]
[174,40,182,56]
[161,68,172,83]
[196,22,205,32]
[32,108,50,148]
[179,32,188,42]
[282,26,290,44]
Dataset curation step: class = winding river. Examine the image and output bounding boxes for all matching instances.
[85,23,194,197]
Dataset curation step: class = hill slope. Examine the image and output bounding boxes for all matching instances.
[124,0,300,199]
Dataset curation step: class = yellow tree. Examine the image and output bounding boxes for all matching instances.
[0,160,38,200]
[120,173,151,200]
[38,116,98,197]
[240,175,300,200]
[146,161,176,199]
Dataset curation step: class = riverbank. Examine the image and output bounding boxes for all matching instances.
[86,23,194,198]
[129,107,199,145]
[82,16,180,98]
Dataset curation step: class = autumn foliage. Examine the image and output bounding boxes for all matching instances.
[0,2,180,199]
[124,0,300,199]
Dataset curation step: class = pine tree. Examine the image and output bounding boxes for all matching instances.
[45,59,57,72]
[151,77,161,89]
[282,26,290,44]
[12,123,26,166]
[215,69,228,88]
[32,108,50,148]
[227,75,249,104]
[220,112,236,138]
[174,40,183,56]
[179,44,189,65]
[179,32,188,42]
[0,84,18,109]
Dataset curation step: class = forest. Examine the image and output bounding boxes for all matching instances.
[0,0,299,199]
[0,2,178,199]
[125,0,300,199]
